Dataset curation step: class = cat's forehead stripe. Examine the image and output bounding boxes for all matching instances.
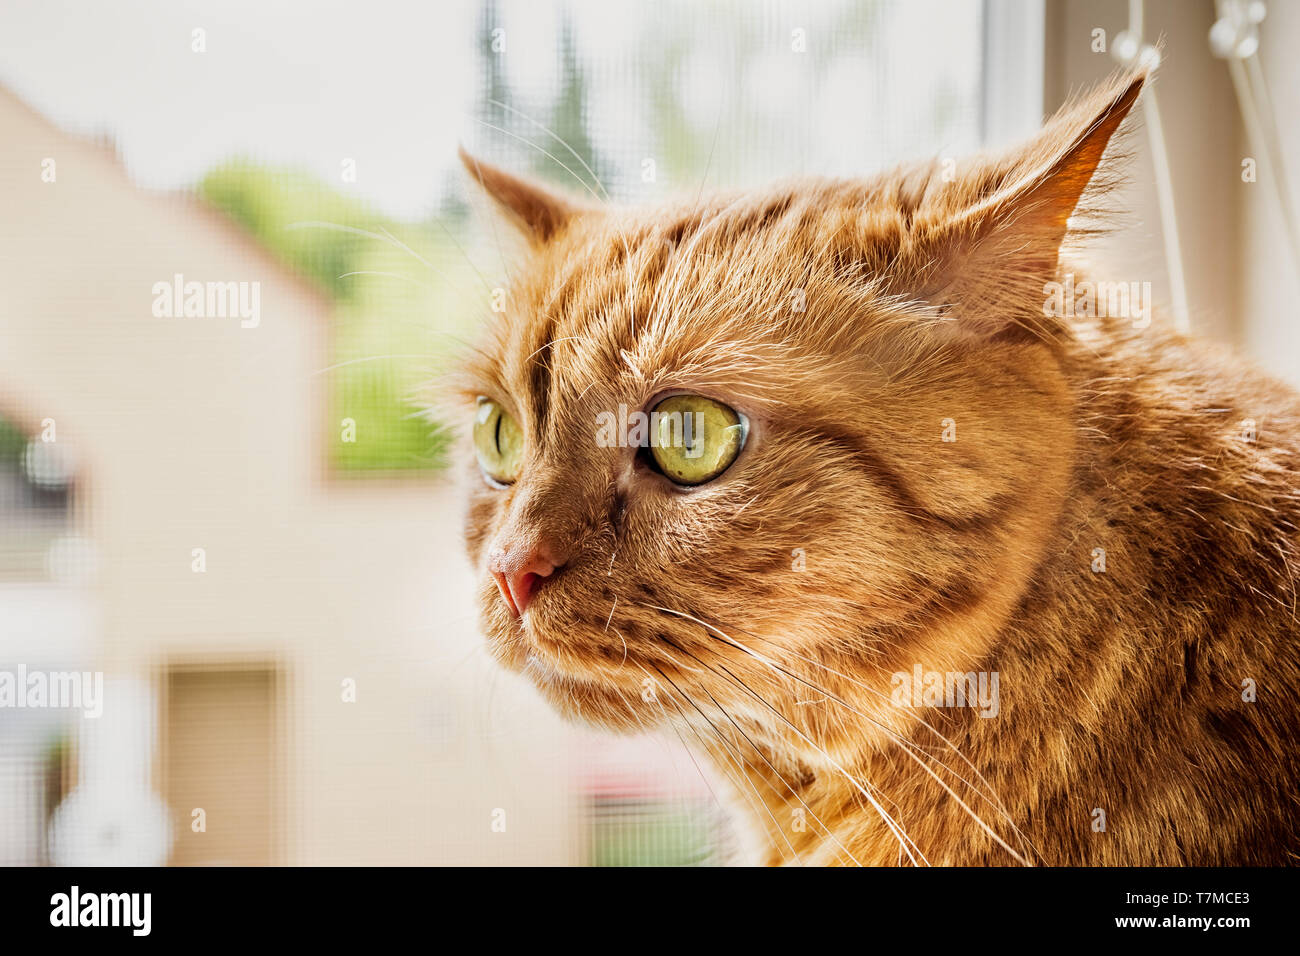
[498,185,891,443]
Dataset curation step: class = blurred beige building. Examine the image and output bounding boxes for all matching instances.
[0,85,582,865]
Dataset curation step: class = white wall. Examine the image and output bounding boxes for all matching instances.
[1239,0,1300,384]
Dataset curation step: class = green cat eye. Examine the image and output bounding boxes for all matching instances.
[474,397,524,484]
[648,394,746,486]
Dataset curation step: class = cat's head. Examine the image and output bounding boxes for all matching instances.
[454,72,1144,752]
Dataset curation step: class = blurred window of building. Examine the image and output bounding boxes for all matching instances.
[161,665,283,866]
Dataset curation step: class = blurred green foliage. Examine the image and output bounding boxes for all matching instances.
[0,415,24,467]
[589,799,723,866]
[199,162,478,474]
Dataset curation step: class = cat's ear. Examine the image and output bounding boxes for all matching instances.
[911,69,1148,337]
[459,147,587,244]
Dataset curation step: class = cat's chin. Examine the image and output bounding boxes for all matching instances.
[520,648,572,688]
[512,647,659,732]
[482,608,639,716]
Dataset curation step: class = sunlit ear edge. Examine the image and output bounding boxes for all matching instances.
[458,146,592,244]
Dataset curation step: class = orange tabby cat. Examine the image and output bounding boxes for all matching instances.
[455,69,1300,865]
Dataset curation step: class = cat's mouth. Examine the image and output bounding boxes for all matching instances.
[517,633,628,691]
[513,641,659,729]
[481,578,767,732]
[486,606,618,689]
[485,604,680,729]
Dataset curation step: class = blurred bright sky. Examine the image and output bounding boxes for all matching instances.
[0,0,983,218]
[0,0,479,217]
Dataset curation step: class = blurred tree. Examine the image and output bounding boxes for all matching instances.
[198,163,478,473]
[474,0,605,197]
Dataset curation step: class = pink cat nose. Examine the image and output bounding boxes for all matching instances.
[488,541,563,617]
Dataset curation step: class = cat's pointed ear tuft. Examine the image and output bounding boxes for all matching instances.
[913,67,1150,337]
[974,67,1146,241]
[458,147,585,244]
